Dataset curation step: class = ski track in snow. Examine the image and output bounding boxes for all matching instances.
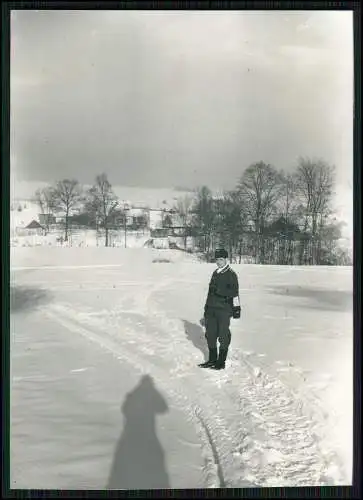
[41,276,345,488]
[43,305,220,488]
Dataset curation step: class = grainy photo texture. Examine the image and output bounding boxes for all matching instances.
[10,9,353,490]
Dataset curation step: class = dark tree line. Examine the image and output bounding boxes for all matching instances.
[172,158,351,266]
[32,159,351,265]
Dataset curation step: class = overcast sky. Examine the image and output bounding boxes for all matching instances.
[11,9,353,194]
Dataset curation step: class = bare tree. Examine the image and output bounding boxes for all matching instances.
[135,213,149,233]
[267,173,301,264]
[275,173,299,224]
[192,186,216,254]
[237,162,282,263]
[174,194,193,249]
[214,190,248,262]
[33,186,56,234]
[85,173,119,247]
[51,179,82,242]
[294,158,335,264]
[162,211,173,229]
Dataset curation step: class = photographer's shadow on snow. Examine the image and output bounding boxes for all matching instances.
[107,375,170,490]
[182,319,209,362]
[10,285,52,314]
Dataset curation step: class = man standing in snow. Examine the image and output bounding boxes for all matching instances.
[199,248,241,370]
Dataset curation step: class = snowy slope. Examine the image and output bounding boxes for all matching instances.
[10,248,353,488]
[10,201,40,230]
[10,181,193,210]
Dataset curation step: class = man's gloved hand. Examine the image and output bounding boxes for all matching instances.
[199,317,206,327]
[232,306,241,319]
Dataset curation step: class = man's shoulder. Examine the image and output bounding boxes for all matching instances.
[227,267,238,278]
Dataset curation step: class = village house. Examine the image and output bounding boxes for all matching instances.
[15,219,46,237]
[38,213,56,226]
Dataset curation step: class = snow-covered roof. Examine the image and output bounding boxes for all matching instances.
[25,219,43,229]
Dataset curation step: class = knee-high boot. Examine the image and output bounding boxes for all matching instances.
[198,348,218,368]
[210,348,228,370]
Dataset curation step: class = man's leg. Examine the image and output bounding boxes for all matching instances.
[198,311,218,368]
[211,311,231,370]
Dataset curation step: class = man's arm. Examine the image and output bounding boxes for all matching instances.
[230,273,241,318]
[201,276,213,322]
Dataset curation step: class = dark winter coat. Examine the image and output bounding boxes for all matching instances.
[204,264,240,317]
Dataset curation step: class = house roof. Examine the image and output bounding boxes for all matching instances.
[25,219,43,229]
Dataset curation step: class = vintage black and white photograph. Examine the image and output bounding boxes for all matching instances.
[10,9,353,490]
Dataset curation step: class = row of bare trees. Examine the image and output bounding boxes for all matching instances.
[33,157,350,264]
[34,174,141,246]
[170,157,351,265]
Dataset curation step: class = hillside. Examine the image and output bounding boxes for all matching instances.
[10,180,194,209]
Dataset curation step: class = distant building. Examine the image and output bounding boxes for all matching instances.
[55,215,66,224]
[150,228,169,238]
[23,219,45,236]
[38,213,56,226]
[149,208,163,229]
[149,207,177,230]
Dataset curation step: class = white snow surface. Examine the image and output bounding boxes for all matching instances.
[10,247,353,489]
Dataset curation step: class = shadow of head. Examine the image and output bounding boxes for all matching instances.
[270,285,353,312]
[10,286,52,313]
[121,374,169,419]
[107,375,170,490]
[182,319,208,361]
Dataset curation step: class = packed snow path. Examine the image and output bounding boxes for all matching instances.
[10,248,352,488]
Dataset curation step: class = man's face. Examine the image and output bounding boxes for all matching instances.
[215,257,227,268]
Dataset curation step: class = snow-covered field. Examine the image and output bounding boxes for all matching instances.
[10,247,353,489]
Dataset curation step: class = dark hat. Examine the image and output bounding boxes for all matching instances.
[215,248,228,259]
